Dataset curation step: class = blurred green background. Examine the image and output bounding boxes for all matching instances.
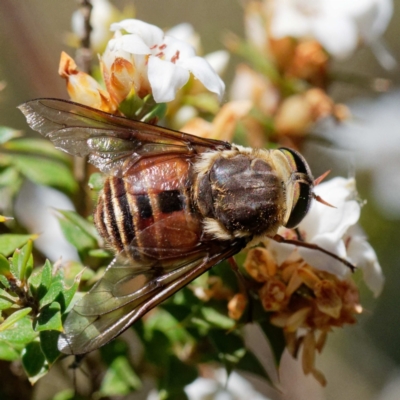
[1,1,400,399]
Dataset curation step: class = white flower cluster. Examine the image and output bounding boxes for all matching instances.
[269,0,393,62]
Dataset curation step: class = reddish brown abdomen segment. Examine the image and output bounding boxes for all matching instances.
[94,155,202,259]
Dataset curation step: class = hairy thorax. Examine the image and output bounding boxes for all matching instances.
[193,147,287,240]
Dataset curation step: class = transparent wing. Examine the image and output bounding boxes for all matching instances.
[18,98,231,173]
[58,241,243,355]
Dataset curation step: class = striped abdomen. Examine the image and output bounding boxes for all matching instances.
[94,156,202,259]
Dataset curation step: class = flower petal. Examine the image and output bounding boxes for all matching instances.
[165,23,201,51]
[204,50,230,76]
[312,15,358,59]
[270,4,312,39]
[299,236,349,278]
[346,227,384,296]
[300,178,361,241]
[161,35,197,60]
[110,19,164,47]
[178,56,225,101]
[109,33,151,55]
[148,56,190,103]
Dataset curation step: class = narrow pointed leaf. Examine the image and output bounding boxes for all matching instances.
[0,234,38,257]
[0,127,22,144]
[13,156,77,194]
[36,302,63,332]
[39,330,61,364]
[0,308,32,332]
[0,340,20,361]
[21,341,47,378]
[0,254,11,277]
[0,315,37,350]
[99,356,142,396]
[2,138,71,164]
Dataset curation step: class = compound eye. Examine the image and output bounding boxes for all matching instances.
[279,148,314,228]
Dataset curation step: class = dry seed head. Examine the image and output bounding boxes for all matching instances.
[260,278,288,311]
[314,280,342,319]
[244,247,277,282]
[288,41,328,85]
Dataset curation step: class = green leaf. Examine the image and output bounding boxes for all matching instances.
[118,93,144,119]
[142,329,171,366]
[36,302,63,332]
[39,330,60,364]
[0,275,10,288]
[146,308,193,346]
[0,167,19,187]
[61,261,95,286]
[185,93,220,114]
[35,264,80,312]
[99,356,141,396]
[28,267,42,292]
[158,389,189,400]
[0,315,37,350]
[159,355,197,398]
[52,389,78,400]
[161,303,193,324]
[142,102,167,122]
[258,320,286,366]
[0,340,20,361]
[16,240,33,281]
[56,210,99,258]
[208,330,246,375]
[61,274,81,312]
[10,248,20,277]
[40,260,53,292]
[200,307,235,330]
[28,259,53,302]
[12,155,77,194]
[39,273,64,309]
[0,254,11,276]
[57,210,98,240]
[0,308,32,332]
[237,350,272,384]
[88,248,113,258]
[0,288,16,310]
[21,341,47,378]
[0,127,22,144]
[0,234,38,257]
[101,338,129,364]
[2,138,71,164]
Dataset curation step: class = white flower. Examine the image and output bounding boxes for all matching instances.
[268,177,384,296]
[184,368,270,400]
[269,0,393,61]
[104,19,225,103]
[147,368,270,400]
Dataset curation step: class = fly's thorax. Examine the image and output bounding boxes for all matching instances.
[193,147,288,240]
